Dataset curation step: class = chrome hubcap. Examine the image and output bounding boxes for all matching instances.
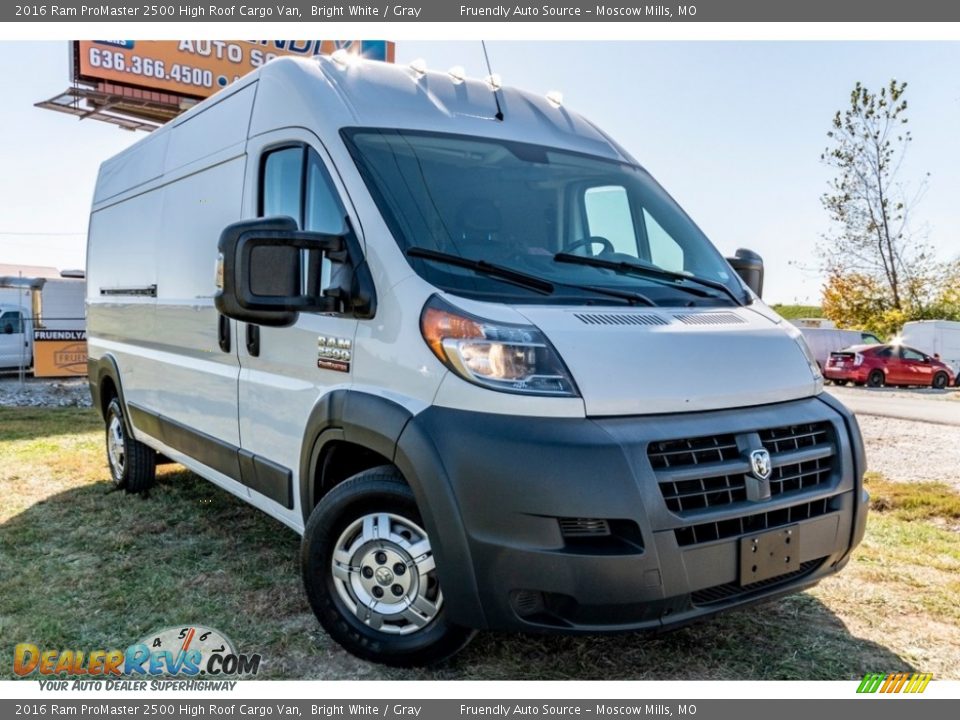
[331,513,442,635]
[107,415,125,480]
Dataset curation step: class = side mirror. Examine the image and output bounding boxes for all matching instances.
[215,216,376,327]
[726,248,764,298]
[3,324,12,335]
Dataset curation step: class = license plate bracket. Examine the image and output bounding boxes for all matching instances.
[739,525,800,586]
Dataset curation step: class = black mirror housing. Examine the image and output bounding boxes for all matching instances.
[216,217,339,327]
[215,216,377,328]
[726,248,764,298]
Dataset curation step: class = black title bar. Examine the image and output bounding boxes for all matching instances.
[8,1,960,22]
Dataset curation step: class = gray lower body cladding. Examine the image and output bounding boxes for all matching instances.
[395,395,868,632]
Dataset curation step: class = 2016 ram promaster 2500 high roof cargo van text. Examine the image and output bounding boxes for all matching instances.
[86,55,868,666]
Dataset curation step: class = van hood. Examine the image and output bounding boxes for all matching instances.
[515,305,820,416]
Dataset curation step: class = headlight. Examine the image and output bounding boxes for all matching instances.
[420,295,579,397]
[792,333,824,392]
[782,323,823,391]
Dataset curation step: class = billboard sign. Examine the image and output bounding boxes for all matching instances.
[74,40,394,99]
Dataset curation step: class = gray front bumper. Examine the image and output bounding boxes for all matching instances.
[395,394,868,632]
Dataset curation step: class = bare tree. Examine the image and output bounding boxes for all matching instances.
[820,80,933,312]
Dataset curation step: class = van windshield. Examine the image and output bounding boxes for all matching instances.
[343,128,745,306]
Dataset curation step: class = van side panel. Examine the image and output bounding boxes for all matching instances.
[40,279,86,332]
[86,187,161,412]
[146,156,246,445]
[87,82,256,494]
[141,86,256,482]
[93,132,169,206]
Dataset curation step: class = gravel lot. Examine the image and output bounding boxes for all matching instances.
[3,378,958,485]
[0,376,92,408]
[856,414,960,485]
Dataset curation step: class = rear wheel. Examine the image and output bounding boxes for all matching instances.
[301,466,475,666]
[932,372,949,390]
[105,397,156,493]
[867,370,885,388]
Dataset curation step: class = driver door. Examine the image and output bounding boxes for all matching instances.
[236,128,360,528]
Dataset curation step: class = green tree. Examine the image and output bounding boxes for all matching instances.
[820,80,936,313]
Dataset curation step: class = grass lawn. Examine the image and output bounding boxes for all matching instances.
[1,407,958,680]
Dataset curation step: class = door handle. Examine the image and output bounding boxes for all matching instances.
[246,324,260,357]
[218,315,231,353]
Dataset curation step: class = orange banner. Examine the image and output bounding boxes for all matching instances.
[33,330,87,378]
[75,40,394,99]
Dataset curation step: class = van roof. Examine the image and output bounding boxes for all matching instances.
[95,55,637,207]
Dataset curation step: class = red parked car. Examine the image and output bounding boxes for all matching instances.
[825,344,955,389]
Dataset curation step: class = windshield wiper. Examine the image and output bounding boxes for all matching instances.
[554,252,744,305]
[408,247,554,294]
[407,247,656,306]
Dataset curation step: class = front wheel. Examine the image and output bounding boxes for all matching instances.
[932,372,949,390]
[301,466,475,666]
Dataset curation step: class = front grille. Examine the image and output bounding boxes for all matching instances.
[649,422,836,516]
[691,557,825,606]
[674,497,834,547]
[661,474,748,513]
[648,434,740,470]
[760,422,831,453]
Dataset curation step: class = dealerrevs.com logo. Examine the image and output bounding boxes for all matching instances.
[14,626,261,681]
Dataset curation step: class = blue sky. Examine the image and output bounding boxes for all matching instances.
[1,41,958,304]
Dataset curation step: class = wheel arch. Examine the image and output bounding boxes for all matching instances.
[298,390,486,629]
[88,354,132,434]
[298,390,413,523]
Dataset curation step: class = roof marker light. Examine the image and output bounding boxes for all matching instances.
[485,73,502,91]
[408,58,428,76]
[545,90,564,108]
[330,48,360,69]
[448,65,467,84]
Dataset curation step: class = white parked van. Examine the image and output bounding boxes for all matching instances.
[0,303,32,369]
[900,320,960,383]
[86,56,868,666]
[798,327,883,371]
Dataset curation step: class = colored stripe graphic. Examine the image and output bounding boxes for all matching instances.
[857,672,932,694]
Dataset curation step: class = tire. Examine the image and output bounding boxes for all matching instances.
[866,370,885,388]
[301,466,475,666]
[932,372,949,390]
[105,397,156,494]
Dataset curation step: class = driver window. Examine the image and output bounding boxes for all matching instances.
[1,311,23,334]
[260,145,346,295]
[900,347,925,361]
[583,186,638,256]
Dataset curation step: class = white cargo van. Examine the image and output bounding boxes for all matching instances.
[0,303,32,369]
[86,56,868,666]
[900,320,960,384]
[798,327,883,371]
